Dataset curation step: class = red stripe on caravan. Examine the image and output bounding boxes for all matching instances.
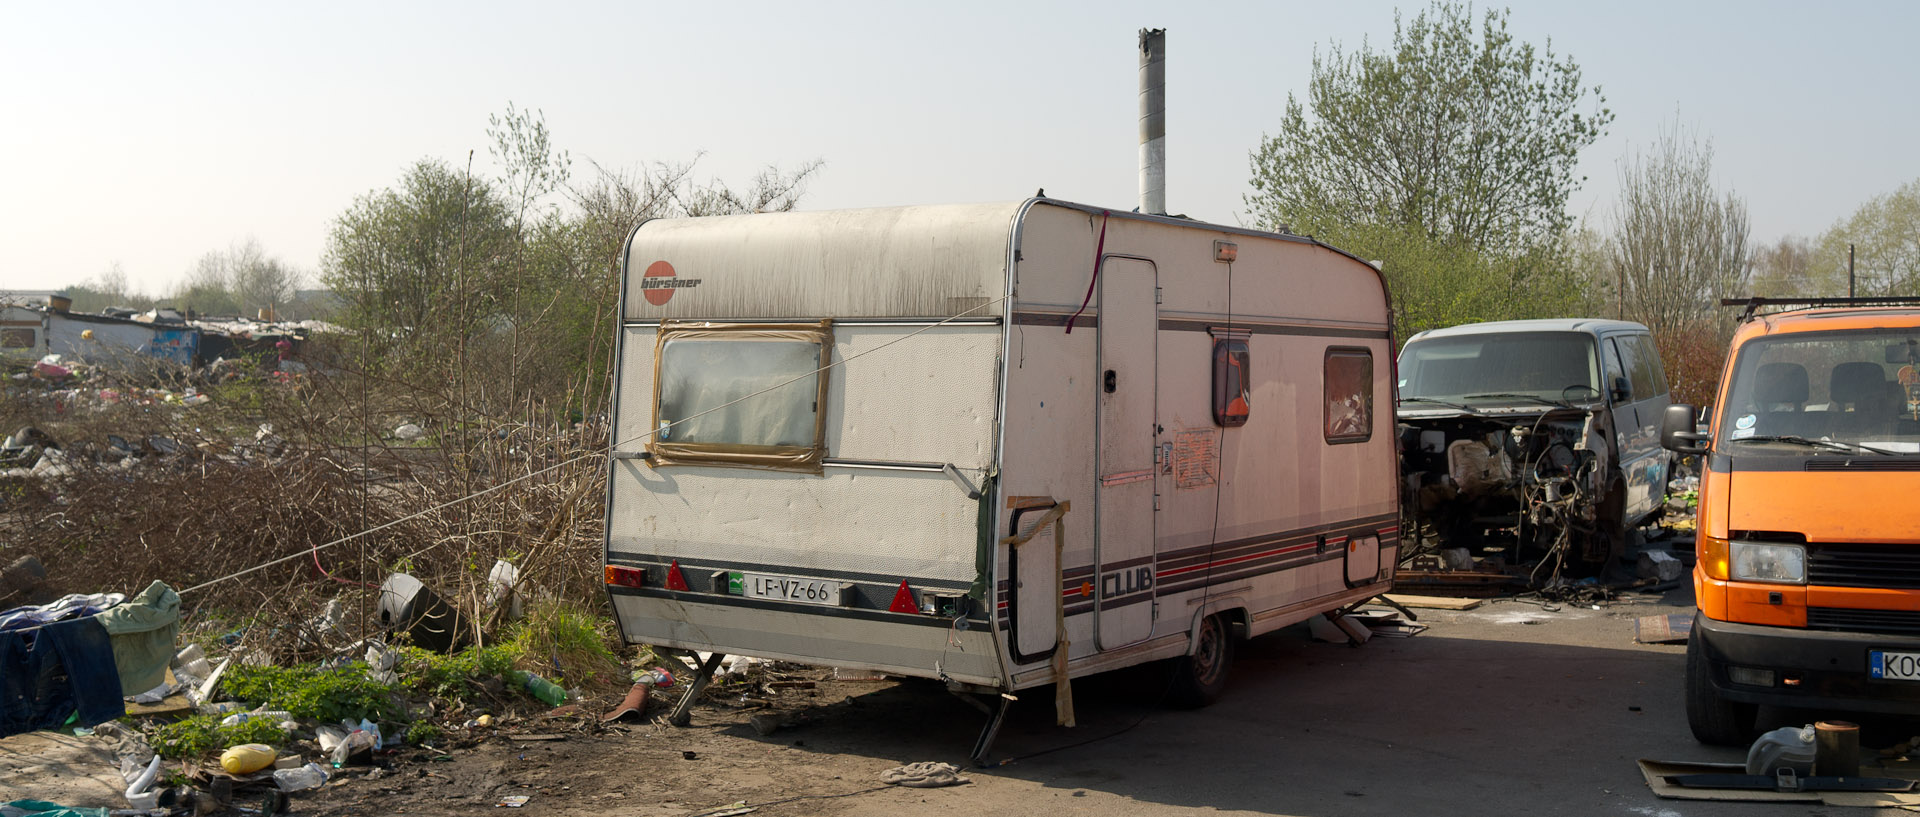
[1155,542,1317,581]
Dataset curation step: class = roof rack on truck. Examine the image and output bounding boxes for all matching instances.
[1721,296,1920,322]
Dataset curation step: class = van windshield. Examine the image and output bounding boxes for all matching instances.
[1397,331,1599,406]
[1718,330,1920,451]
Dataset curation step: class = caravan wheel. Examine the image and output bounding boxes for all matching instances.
[1166,614,1235,709]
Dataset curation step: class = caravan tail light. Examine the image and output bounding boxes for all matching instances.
[605,565,647,589]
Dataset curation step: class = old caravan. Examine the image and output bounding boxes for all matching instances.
[602,198,1398,757]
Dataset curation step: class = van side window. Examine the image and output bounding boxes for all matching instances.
[1324,348,1373,443]
[1633,334,1669,395]
[1617,335,1660,399]
[1212,338,1251,427]
[1602,337,1627,399]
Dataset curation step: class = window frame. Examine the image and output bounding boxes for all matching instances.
[1324,346,1375,444]
[646,319,834,473]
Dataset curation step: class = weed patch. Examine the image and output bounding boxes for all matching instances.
[221,662,401,723]
[149,715,288,760]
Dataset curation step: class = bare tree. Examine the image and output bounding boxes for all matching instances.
[1749,235,1817,297]
[1608,122,1750,337]
[173,239,303,317]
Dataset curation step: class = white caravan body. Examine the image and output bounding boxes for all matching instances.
[603,198,1398,695]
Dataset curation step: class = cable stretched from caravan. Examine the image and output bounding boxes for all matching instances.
[177,294,1015,597]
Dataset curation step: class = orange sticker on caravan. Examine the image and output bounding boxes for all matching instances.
[640,260,702,306]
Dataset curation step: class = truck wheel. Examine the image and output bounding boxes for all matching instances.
[1686,630,1756,745]
[1166,614,1235,709]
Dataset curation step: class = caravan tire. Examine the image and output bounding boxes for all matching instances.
[1166,614,1234,709]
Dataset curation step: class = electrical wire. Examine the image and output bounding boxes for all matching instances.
[176,294,1014,597]
[985,659,1180,766]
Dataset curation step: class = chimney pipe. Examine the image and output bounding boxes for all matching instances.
[1138,28,1166,216]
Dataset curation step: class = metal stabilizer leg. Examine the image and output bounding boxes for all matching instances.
[969,693,1013,767]
[1370,594,1419,621]
[669,652,726,727]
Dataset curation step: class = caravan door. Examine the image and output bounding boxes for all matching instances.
[1096,257,1158,649]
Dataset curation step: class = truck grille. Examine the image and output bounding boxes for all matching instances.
[1807,607,1920,636]
[1808,544,1920,590]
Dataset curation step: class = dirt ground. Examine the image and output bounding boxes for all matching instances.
[298,585,1920,817]
[21,586,1920,815]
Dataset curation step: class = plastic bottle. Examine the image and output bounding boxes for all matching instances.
[273,762,330,792]
[513,671,569,706]
[220,744,278,775]
[220,710,295,728]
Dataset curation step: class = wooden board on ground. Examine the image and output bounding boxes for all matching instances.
[1635,613,1693,644]
[1382,594,1483,611]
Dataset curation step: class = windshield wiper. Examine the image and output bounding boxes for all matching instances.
[1398,396,1478,412]
[1461,392,1574,409]
[1733,435,1900,455]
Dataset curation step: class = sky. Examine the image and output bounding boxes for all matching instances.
[2,1,1916,297]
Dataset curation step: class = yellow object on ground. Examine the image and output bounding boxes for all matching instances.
[219,744,276,775]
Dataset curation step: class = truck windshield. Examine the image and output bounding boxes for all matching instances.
[1718,329,1920,451]
[1397,331,1599,406]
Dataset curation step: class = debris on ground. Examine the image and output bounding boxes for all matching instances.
[881,761,971,788]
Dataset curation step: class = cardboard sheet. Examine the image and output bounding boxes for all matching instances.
[1639,758,1920,807]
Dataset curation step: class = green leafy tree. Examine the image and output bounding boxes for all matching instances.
[1246,2,1611,335]
[1810,179,1920,296]
[321,159,518,352]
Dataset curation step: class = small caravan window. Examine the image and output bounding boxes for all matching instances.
[1,328,33,349]
[1212,337,1251,427]
[648,320,833,472]
[1325,348,1373,443]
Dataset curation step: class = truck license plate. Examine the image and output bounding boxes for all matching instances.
[1870,650,1920,681]
[741,573,841,606]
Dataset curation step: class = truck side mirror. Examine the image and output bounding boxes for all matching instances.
[1610,376,1632,404]
[1661,403,1707,455]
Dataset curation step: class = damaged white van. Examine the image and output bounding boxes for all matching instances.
[1396,319,1672,580]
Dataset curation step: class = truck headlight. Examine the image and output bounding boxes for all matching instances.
[1729,541,1806,584]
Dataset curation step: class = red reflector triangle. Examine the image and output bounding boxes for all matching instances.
[888,580,920,614]
[666,560,691,592]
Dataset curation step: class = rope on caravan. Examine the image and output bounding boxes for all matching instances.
[176,294,1014,597]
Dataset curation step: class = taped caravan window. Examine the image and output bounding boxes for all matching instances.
[1325,348,1373,443]
[648,320,833,473]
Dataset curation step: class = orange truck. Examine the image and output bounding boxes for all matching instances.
[1662,297,1920,744]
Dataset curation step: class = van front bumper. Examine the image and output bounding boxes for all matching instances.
[1696,613,1920,714]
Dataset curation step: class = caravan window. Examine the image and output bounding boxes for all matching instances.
[648,320,833,472]
[1325,348,1373,443]
[1,328,32,349]
[1212,337,1251,427]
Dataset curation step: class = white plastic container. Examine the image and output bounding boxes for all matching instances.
[273,762,330,792]
[1747,724,1817,775]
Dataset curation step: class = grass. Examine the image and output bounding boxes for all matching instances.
[505,599,623,688]
[221,662,402,723]
[149,715,289,760]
